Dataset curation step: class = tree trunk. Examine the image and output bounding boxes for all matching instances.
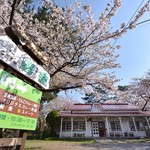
[142,100,149,111]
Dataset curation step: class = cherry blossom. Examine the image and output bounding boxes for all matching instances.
[0,0,149,95]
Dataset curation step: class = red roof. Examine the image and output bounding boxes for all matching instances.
[101,103,139,110]
[69,103,139,111]
[59,103,150,117]
[60,110,150,117]
[70,104,91,110]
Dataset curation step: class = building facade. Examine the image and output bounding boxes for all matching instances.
[59,103,150,138]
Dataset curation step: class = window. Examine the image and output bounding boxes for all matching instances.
[143,122,148,129]
[62,122,71,131]
[93,104,100,111]
[129,121,143,131]
[136,122,140,130]
[94,104,99,109]
[110,121,121,131]
[129,121,135,131]
[73,122,85,131]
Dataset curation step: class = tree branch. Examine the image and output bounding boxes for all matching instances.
[142,100,149,111]
[9,0,17,25]
[38,81,104,92]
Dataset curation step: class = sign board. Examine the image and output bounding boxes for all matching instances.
[0,69,42,130]
[0,35,50,89]
[5,25,49,66]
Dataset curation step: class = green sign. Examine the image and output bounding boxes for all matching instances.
[0,69,42,130]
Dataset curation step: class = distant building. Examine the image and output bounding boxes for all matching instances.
[59,103,150,138]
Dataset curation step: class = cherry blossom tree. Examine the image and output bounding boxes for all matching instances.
[114,85,139,105]
[40,96,76,118]
[129,73,150,111]
[0,0,150,95]
[37,96,76,132]
[114,71,150,111]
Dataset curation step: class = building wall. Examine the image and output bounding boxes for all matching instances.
[87,121,92,137]
[61,131,71,137]
[60,116,147,138]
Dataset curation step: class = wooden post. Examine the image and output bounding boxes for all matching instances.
[118,117,124,137]
[16,130,27,150]
[145,117,150,129]
[132,117,138,137]
[40,119,45,139]
[60,117,63,138]
[0,129,3,138]
[0,137,22,148]
[85,118,87,137]
[105,117,110,137]
[71,118,73,138]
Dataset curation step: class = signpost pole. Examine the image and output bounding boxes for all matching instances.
[16,130,27,150]
[40,119,45,139]
[0,28,48,149]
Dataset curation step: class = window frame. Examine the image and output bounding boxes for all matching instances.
[62,122,71,131]
[110,121,121,131]
[129,121,144,131]
[73,121,85,131]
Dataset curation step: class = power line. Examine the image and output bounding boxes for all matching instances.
[112,18,150,47]
[136,18,150,26]
[126,0,145,27]
[112,0,148,47]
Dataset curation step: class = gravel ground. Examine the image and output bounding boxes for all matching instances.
[25,139,150,150]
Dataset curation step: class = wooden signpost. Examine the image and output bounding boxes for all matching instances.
[0,68,42,149]
[0,25,49,149]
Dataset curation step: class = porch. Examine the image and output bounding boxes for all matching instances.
[59,116,150,138]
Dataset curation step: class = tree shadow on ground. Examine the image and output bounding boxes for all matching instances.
[25,147,42,150]
[81,141,150,150]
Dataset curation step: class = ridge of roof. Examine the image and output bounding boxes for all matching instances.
[69,102,139,111]
[59,110,150,117]
[73,103,129,105]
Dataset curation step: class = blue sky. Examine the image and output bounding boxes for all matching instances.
[56,0,150,101]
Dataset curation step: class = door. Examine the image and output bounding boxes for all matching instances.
[99,122,106,137]
[92,122,99,137]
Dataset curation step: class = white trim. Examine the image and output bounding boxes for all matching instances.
[105,117,110,137]
[92,122,99,137]
[60,117,63,137]
[85,118,87,137]
[145,117,150,129]
[71,118,73,137]
[118,117,124,137]
[132,117,138,136]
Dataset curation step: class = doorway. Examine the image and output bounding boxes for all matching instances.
[92,122,99,137]
[99,122,106,137]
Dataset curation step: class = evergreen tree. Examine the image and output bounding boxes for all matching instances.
[46,110,60,136]
[82,85,116,103]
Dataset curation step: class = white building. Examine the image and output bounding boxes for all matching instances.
[59,103,150,138]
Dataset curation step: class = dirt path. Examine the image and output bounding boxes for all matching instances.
[25,139,150,150]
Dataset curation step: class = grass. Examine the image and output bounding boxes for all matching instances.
[113,138,150,143]
[126,138,150,143]
[25,138,150,150]
[25,138,96,150]
[44,137,95,142]
[27,133,95,143]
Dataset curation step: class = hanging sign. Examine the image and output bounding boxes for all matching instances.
[0,69,42,130]
[5,25,50,66]
[0,35,50,89]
